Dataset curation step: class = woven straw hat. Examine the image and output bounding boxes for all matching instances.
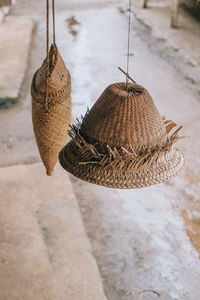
[59,82,184,188]
[31,44,71,176]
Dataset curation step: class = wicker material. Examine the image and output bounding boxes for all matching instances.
[31,44,71,176]
[59,82,184,188]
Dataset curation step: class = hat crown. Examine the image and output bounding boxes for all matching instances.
[81,82,167,152]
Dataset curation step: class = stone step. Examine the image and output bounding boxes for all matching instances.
[0,15,34,106]
[0,162,107,300]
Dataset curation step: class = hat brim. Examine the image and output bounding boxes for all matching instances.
[59,140,184,189]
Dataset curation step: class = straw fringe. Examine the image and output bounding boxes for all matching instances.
[68,114,183,171]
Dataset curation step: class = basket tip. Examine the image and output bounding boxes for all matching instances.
[46,168,53,176]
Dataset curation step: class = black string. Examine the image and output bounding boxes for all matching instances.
[52,0,56,44]
[126,0,132,89]
[45,0,56,114]
[45,0,50,114]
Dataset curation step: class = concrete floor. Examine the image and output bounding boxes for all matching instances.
[1,0,200,299]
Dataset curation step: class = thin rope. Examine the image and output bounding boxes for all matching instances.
[45,0,50,114]
[46,0,49,60]
[52,0,56,44]
[126,0,132,89]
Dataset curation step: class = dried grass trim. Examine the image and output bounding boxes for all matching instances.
[69,116,183,170]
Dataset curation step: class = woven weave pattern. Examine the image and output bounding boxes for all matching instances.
[59,82,184,188]
[59,142,183,188]
[81,83,167,152]
[31,44,71,175]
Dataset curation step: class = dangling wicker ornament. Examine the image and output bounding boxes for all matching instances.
[59,82,184,188]
[31,0,71,176]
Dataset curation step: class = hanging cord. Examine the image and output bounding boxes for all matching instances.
[45,0,50,114]
[52,0,56,44]
[126,0,132,89]
[118,1,133,89]
[45,0,56,114]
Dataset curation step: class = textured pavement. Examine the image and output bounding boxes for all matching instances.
[0,163,107,300]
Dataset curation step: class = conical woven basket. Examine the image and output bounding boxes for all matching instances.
[31,44,71,176]
[59,82,184,188]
